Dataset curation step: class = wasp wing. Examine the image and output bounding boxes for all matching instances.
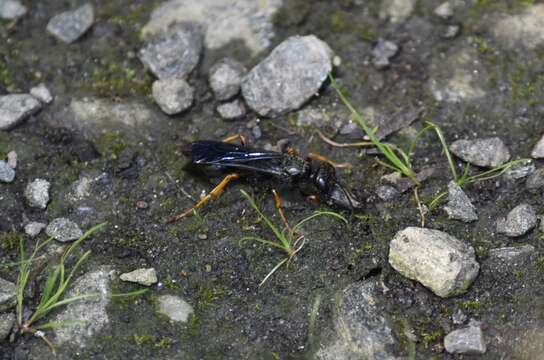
[182,141,286,176]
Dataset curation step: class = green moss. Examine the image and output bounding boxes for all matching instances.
[421,329,443,349]
[132,335,173,349]
[513,269,525,278]
[461,300,481,310]
[0,58,13,88]
[2,230,21,251]
[83,61,153,98]
[133,334,153,346]
[94,132,126,159]
[154,337,173,349]
[536,256,544,271]
[161,198,176,210]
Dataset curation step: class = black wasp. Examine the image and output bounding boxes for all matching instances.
[168,136,362,224]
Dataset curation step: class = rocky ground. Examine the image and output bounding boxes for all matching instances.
[1,0,544,359]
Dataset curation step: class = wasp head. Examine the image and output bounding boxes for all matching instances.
[310,162,362,210]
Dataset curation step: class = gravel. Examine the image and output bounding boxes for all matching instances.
[372,39,399,70]
[24,221,47,238]
[120,268,158,286]
[376,185,400,201]
[7,150,17,168]
[0,0,26,19]
[444,322,487,354]
[30,83,53,104]
[209,58,246,101]
[443,181,478,222]
[488,245,535,264]
[241,35,334,117]
[317,280,399,360]
[46,3,95,44]
[139,23,203,80]
[0,94,42,130]
[152,77,194,115]
[0,160,15,183]
[434,1,453,19]
[380,0,416,24]
[0,277,16,311]
[157,295,194,322]
[46,218,83,242]
[216,99,246,120]
[24,178,50,209]
[449,137,511,167]
[526,167,544,190]
[496,203,537,237]
[141,0,282,54]
[0,312,14,340]
[54,267,114,347]
[531,134,544,158]
[388,227,480,298]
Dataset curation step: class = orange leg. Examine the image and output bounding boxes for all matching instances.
[307,194,319,206]
[168,173,240,223]
[286,147,299,156]
[222,134,247,145]
[272,189,295,236]
[307,152,353,169]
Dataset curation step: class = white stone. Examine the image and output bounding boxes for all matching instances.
[30,83,53,104]
[158,295,194,322]
[120,268,158,286]
[493,4,544,49]
[531,134,544,159]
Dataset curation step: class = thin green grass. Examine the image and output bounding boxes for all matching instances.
[11,222,148,352]
[239,190,347,286]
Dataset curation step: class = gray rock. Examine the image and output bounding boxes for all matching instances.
[376,185,400,201]
[526,168,544,189]
[444,324,486,354]
[54,267,114,347]
[496,204,537,237]
[493,4,544,49]
[380,0,416,24]
[0,160,15,183]
[24,221,47,238]
[488,245,535,264]
[434,1,453,19]
[65,98,155,140]
[388,227,480,298]
[46,218,83,242]
[0,0,26,19]
[372,39,399,70]
[0,312,15,340]
[442,24,461,39]
[443,181,478,222]
[24,178,50,209]
[429,48,486,103]
[141,0,282,54]
[152,77,194,115]
[30,83,53,104]
[209,58,246,101]
[296,106,331,128]
[46,3,94,44]
[158,295,194,322]
[451,309,467,325]
[241,35,333,117]
[0,94,42,130]
[7,150,16,168]
[67,176,92,202]
[504,161,535,180]
[316,281,400,360]
[216,99,246,120]
[531,134,544,159]
[0,277,16,311]
[450,137,510,167]
[139,23,203,80]
[120,268,158,286]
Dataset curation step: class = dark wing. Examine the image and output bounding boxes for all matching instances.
[182,141,286,176]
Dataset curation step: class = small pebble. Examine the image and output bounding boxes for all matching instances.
[0,0,27,20]
[216,99,246,120]
[24,222,47,238]
[30,83,54,104]
[376,185,400,201]
[0,160,15,183]
[7,150,17,169]
[209,58,246,101]
[120,268,158,286]
[443,181,478,222]
[46,3,95,44]
[136,200,148,209]
[442,24,461,39]
[24,178,50,209]
[531,134,544,159]
[152,76,194,115]
[157,295,194,322]
[450,137,510,167]
[0,312,15,340]
[496,203,537,237]
[372,39,399,70]
[0,94,42,130]
[434,1,453,19]
[526,167,544,190]
[46,218,83,242]
[444,323,486,354]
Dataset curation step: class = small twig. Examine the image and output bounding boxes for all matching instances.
[317,130,373,148]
